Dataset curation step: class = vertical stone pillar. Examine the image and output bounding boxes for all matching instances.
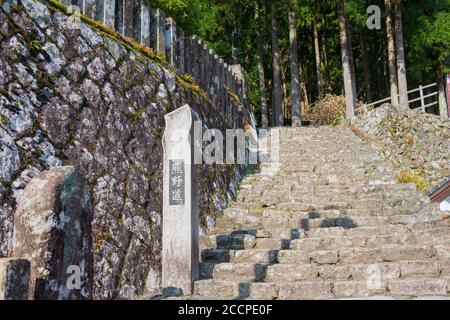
[198,41,206,90]
[12,166,92,300]
[212,54,221,110]
[116,0,124,35]
[74,0,97,19]
[140,0,151,46]
[120,0,133,37]
[190,36,199,82]
[151,8,166,55]
[224,63,232,126]
[206,49,214,96]
[60,0,71,7]
[162,105,200,295]
[184,36,191,75]
[96,0,116,29]
[165,18,177,67]
[218,58,226,124]
[81,0,95,18]
[0,258,30,300]
[176,29,185,73]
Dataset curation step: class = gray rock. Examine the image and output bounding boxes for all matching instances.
[42,42,66,77]
[0,258,31,300]
[21,0,51,29]
[87,57,106,81]
[12,166,92,300]
[0,127,21,182]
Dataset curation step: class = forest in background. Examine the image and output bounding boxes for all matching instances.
[151,0,450,126]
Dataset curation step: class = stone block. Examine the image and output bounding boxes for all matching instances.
[0,258,30,300]
[333,281,373,298]
[339,248,382,264]
[399,261,441,277]
[311,250,339,264]
[278,282,332,300]
[388,278,447,296]
[381,245,436,262]
[250,283,278,300]
[266,264,317,282]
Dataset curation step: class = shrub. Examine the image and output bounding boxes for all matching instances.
[397,170,432,193]
[304,94,346,125]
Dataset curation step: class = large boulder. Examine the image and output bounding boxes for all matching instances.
[12,166,92,299]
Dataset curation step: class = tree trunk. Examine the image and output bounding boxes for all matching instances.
[269,2,283,126]
[376,35,383,100]
[312,2,323,100]
[360,32,373,103]
[289,11,302,127]
[338,0,356,119]
[321,32,332,93]
[385,0,399,106]
[281,65,290,120]
[438,71,449,120]
[299,62,308,116]
[394,0,408,110]
[255,1,269,128]
[346,19,357,95]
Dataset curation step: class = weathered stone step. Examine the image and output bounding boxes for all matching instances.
[200,259,445,282]
[204,233,285,250]
[201,249,277,264]
[201,244,439,265]
[278,245,437,265]
[209,224,450,249]
[193,277,450,300]
[217,209,448,233]
[291,227,450,251]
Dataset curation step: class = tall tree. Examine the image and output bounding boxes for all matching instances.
[255,1,269,128]
[299,62,309,115]
[289,9,302,127]
[437,72,448,120]
[394,0,408,110]
[360,31,373,103]
[338,0,356,119]
[269,1,283,126]
[312,1,324,100]
[385,0,399,107]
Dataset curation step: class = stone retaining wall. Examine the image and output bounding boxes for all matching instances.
[352,104,450,192]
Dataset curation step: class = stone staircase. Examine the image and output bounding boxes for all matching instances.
[194,126,450,299]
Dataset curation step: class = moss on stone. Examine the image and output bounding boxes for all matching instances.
[0,114,8,126]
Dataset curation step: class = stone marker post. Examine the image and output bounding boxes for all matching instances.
[162,105,200,295]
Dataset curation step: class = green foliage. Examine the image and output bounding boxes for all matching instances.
[330,115,344,126]
[397,170,432,193]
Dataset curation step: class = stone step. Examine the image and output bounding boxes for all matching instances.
[208,225,450,249]
[277,245,437,265]
[201,244,438,265]
[201,249,278,264]
[291,227,450,251]
[215,211,448,234]
[193,277,450,300]
[201,260,446,283]
[205,233,285,250]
